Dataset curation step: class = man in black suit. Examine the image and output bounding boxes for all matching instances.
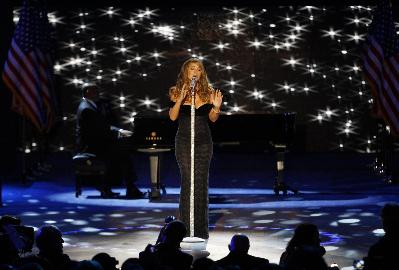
[216,234,270,270]
[76,84,144,199]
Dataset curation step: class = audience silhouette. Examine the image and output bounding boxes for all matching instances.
[92,253,118,270]
[3,210,399,270]
[279,223,336,270]
[76,260,103,270]
[139,220,193,270]
[363,203,399,270]
[192,257,220,270]
[216,234,270,270]
[19,225,76,270]
[121,258,144,270]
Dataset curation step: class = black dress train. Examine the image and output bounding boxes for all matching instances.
[174,103,213,239]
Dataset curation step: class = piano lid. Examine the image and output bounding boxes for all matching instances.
[131,115,177,148]
[130,113,295,148]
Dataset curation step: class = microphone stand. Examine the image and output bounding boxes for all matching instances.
[189,77,196,237]
[181,77,209,260]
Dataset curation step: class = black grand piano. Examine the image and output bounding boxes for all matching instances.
[131,113,297,199]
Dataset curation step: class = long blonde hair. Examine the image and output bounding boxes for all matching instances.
[169,58,212,103]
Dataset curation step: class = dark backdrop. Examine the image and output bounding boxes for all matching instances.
[1,1,399,170]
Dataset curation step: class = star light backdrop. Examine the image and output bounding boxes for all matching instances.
[14,5,399,152]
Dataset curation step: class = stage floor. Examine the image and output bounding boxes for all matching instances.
[1,152,399,269]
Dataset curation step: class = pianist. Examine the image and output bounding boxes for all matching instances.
[76,83,144,199]
[169,58,223,239]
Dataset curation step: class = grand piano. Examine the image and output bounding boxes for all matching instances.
[131,113,297,199]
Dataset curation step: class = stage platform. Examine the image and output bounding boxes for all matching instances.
[1,151,399,269]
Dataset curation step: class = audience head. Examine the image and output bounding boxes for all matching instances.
[381,203,399,236]
[228,234,250,254]
[121,258,143,270]
[192,257,218,270]
[0,264,15,270]
[161,220,187,245]
[17,263,43,270]
[76,260,103,270]
[287,223,321,250]
[35,225,64,255]
[92,253,118,270]
[82,84,100,101]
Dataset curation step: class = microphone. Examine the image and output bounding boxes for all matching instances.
[190,76,197,89]
[190,76,197,96]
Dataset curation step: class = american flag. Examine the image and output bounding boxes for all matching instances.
[362,0,399,136]
[2,0,55,132]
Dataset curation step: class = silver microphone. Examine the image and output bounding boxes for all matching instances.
[190,76,197,96]
[190,76,197,89]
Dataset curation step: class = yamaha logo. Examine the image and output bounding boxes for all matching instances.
[146,131,162,141]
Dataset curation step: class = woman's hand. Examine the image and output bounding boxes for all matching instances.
[177,84,189,103]
[211,89,223,109]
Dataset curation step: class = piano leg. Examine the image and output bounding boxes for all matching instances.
[149,154,162,200]
[273,146,298,195]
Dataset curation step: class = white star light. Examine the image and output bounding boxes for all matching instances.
[117,46,131,55]
[99,7,121,18]
[299,6,320,12]
[352,64,360,73]
[282,40,296,50]
[338,120,357,136]
[151,24,177,39]
[309,113,325,123]
[276,82,296,93]
[289,23,308,33]
[74,23,93,32]
[247,11,260,21]
[226,103,246,113]
[347,32,365,43]
[224,7,246,16]
[132,54,143,63]
[270,42,282,52]
[322,27,342,39]
[224,19,245,37]
[190,52,208,61]
[112,68,127,77]
[122,111,138,125]
[67,76,84,86]
[137,97,158,108]
[284,33,301,41]
[64,41,79,50]
[346,16,367,26]
[303,64,318,76]
[48,12,63,26]
[246,89,268,100]
[281,15,292,23]
[266,100,283,110]
[220,77,242,89]
[247,38,266,49]
[66,56,85,67]
[321,107,339,118]
[212,41,231,52]
[282,56,303,68]
[54,62,67,73]
[222,63,238,72]
[13,9,19,24]
[302,85,316,94]
[125,17,138,27]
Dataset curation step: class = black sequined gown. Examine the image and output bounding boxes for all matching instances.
[174,103,213,239]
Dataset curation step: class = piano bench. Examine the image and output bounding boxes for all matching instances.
[72,153,106,198]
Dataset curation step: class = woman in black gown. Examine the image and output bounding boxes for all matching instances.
[169,58,223,239]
